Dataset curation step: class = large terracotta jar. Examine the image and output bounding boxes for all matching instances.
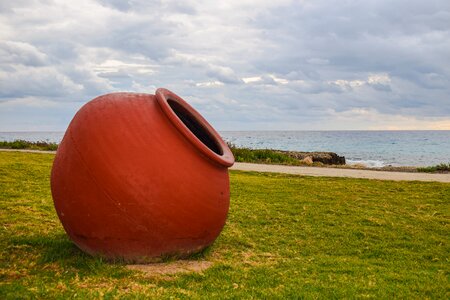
[51,88,234,262]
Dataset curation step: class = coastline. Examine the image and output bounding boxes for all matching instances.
[2,149,449,182]
[2,130,450,167]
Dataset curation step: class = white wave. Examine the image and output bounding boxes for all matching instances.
[347,159,386,168]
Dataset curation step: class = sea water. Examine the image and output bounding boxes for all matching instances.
[220,131,450,167]
[1,131,449,167]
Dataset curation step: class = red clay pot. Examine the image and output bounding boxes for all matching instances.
[51,88,234,262]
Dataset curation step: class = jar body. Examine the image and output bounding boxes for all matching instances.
[51,91,232,262]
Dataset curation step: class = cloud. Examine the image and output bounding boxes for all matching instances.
[0,41,49,66]
[330,108,450,131]
[0,0,449,130]
[0,66,84,98]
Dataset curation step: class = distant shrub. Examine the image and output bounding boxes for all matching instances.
[227,142,303,165]
[417,163,450,173]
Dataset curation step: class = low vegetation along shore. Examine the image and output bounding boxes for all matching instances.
[1,151,449,298]
[0,140,58,151]
[1,140,449,173]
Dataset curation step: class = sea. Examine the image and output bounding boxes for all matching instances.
[1,130,449,167]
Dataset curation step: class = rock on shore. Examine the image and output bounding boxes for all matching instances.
[275,150,346,165]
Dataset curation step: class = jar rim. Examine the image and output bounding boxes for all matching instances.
[155,88,234,168]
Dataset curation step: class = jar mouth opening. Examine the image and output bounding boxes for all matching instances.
[167,99,223,156]
[156,88,234,167]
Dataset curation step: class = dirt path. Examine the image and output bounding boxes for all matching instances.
[1,149,449,182]
[231,162,450,183]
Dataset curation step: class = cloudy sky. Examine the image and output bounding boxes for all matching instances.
[1,0,449,131]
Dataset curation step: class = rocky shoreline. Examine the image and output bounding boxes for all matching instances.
[275,150,346,165]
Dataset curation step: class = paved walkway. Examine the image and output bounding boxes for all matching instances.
[0,148,57,154]
[2,149,449,183]
[231,162,450,183]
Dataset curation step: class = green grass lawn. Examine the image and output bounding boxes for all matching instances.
[0,151,449,299]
